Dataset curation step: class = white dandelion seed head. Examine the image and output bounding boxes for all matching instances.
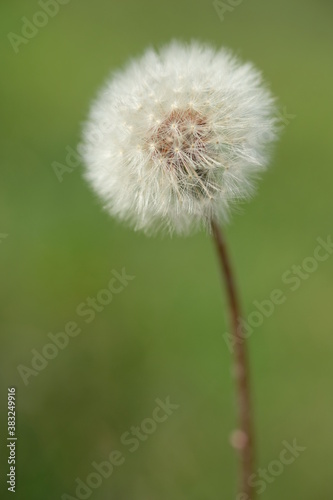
[81,41,278,235]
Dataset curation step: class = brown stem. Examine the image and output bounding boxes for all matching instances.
[211,218,255,499]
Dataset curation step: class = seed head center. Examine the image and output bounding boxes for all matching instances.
[149,109,208,170]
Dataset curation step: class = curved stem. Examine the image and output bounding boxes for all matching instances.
[211,218,255,499]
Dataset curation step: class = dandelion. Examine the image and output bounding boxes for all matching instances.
[81,41,277,236]
[81,41,279,499]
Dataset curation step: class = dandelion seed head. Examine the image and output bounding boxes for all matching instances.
[81,41,278,235]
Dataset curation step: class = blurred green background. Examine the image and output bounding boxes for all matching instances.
[1,0,333,498]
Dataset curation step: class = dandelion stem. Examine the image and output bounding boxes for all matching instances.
[211,218,255,499]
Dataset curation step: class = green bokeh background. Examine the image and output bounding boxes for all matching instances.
[1,0,333,498]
